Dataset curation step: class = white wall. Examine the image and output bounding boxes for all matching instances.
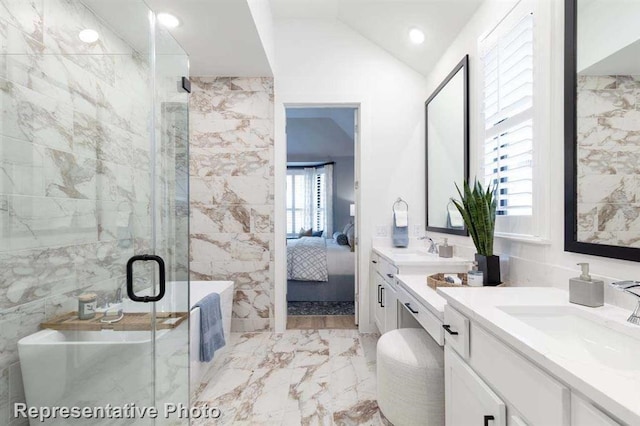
[247,0,276,74]
[274,19,429,332]
[424,0,639,312]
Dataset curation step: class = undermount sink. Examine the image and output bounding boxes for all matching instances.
[498,305,640,371]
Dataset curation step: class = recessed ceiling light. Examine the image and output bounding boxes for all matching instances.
[409,28,425,45]
[157,13,180,28]
[78,29,99,44]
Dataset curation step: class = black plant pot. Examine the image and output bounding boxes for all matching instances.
[475,254,501,286]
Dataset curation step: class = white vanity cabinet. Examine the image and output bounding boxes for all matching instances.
[370,247,469,335]
[445,346,506,426]
[371,253,398,334]
[442,304,622,426]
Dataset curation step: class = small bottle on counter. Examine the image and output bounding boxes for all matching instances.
[569,263,604,307]
[467,262,484,287]
[439,238,453,258]
[78,293,97,320]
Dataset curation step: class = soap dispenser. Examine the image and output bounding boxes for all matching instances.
[569,263,604,307]
[439,238,453,258]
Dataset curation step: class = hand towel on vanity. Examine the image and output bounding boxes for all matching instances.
[394,210,408,227]
[194,293,226,362]
[392,212,409,248]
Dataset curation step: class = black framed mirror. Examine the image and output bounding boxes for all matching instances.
[426,55,469,236]
[565,0,640,261]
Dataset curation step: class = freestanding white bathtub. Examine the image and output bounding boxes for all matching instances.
[18,280,234,424]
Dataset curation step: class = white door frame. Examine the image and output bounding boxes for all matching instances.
[274,95,368,333]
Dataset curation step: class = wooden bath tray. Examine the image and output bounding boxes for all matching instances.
[41,311,189,331]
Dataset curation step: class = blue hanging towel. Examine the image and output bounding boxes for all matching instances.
[193,293,226,362]
[392,211,409,248]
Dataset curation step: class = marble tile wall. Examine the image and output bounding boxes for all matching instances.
[576,75,640,247]
[189,77,275,332]
[0,1,155,423]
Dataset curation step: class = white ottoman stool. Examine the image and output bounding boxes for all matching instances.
[377,328,444,426]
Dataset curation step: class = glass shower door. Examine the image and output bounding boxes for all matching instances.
[1,1,190,424]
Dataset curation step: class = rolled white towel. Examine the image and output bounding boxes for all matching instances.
[394,211,408,228]
[444,274,462,285]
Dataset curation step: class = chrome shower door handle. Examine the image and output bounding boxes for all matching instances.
[126,255,166,303]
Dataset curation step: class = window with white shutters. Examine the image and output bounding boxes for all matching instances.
[286,167,327,236]
[482,11,534,218]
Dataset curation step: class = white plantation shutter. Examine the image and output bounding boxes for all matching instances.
[286,166,331,236]
[481,5,535,231]
[315,172,325,230]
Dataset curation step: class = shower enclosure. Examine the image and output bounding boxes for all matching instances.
[1,0,190,424]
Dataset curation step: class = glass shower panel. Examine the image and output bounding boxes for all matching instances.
[0,1,189,424]
[152,18,190,419]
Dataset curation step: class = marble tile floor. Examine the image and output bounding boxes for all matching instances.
[193,330,386,426]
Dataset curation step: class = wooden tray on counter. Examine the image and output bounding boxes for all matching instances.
[427,273,506,289]
[41,311,189,331]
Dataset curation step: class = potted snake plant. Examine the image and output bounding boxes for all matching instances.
[451,179,501,286]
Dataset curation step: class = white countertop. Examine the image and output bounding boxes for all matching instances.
[373,245,471,267]
[395,274,447,320]
[437,287,640,425]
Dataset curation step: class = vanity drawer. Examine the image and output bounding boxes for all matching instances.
[379,258,398,285]
[470,324,570,426]
[397,286,443,345]
[443,305,470,358]
[571,394,619,426]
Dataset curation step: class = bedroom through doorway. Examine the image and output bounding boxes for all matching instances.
[285,106,358,329]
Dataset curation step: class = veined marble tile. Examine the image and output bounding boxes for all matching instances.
[0,0,44,44]
[191,77,273,93]
[190,233,270,263]
[577,75,616,91]
[0,78,73,151]
[0,136,46,197]
[0,195,97,251]
[230,318,271,332]
[0,300,45,370]
[190,176,273,205]
[43,148,97,199]
[207,260,271,292]
[577,203,597,232]
[232,290,270,319]
[2,52,99,117]
[190,89,273,120]
[250,205,274,233]
[190,147,272,178]
[74,240,133,285]
[597,203,640,233]
[190,118,273,151]
[616,75,640,91]
[577,175,636,204]
[191,202,251,234]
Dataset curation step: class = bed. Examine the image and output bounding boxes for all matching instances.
[287,237,356,302]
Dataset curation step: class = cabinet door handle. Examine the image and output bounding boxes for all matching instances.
[377,284,382,304]
[442,324,459,335]
[483,415,495,426]
[386,273,394,279]
[380,287,385,308]
[372,260,378,264]
[404,303,418,314]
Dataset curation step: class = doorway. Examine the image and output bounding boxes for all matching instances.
[284,106,359,329]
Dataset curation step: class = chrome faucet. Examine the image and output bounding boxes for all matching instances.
[418,236,439,255]
[610,281,640,325]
